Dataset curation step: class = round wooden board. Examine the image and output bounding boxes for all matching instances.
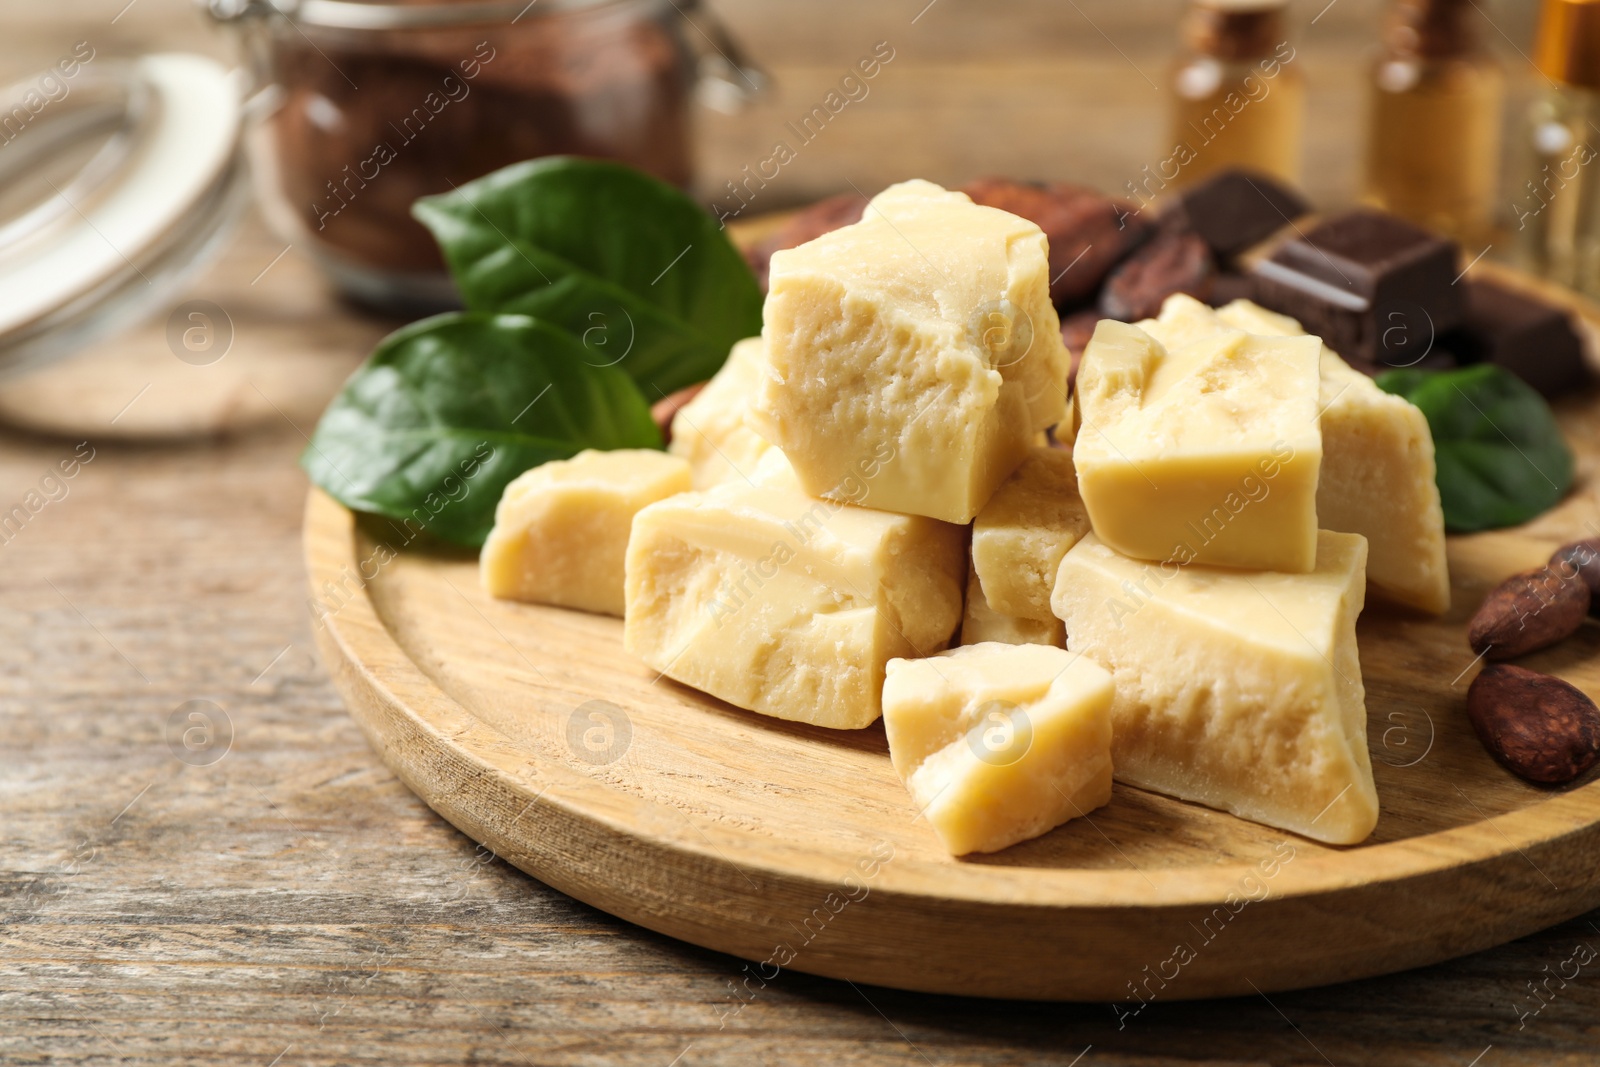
[304,232,1600,1000]
[305,488,1600,1001]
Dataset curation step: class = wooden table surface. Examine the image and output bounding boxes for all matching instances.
[6,1,1600,1064]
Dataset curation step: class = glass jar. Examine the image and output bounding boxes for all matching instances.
[209,0,762,312]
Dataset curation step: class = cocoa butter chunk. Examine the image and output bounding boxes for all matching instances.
[667,337,773,488]
[1250,210,1466,366]
[1074,316,1323,573]
[753,180,1071,524]
[1444,278,1593,399]
[883,643,1112,855]
[743,193,866,291]
[963,177,1153,305]
[1467,664,1600,785]
[1551,538,1600,615]
[1098,230,1216,322]
[482,450,692,616]
[624,477,966,729]
[1052,531,1380,845]
[1159,167,1310,261]
[1468,566,1590,660]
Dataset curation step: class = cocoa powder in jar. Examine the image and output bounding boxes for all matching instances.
[265,3,694,276]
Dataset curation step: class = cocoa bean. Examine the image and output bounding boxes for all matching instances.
[650,381,705,445]
[1098,229,1216,323]
[1467,566,1590,660]
[963,178,1154,305]
[1549,538,1600,617]
[1466,664,1600,784]
[744,194,866,292]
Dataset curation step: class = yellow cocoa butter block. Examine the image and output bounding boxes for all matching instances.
[1051,530,1379,845]
[668,337,774,489]
[1209,297,1450,614]
[883,642,1113,855]
[1074,317,1323,573]
[624,478,965,729]
[959,567,1066,648]
[751,180,1071,524]
[481,449,691,616]
[972,446,1090,621]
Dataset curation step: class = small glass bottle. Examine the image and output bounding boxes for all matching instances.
[1512,0,1600,295]
[1362,0,1504,246]
[1166,0,1305,188]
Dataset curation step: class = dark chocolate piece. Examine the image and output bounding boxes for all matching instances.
[963,178,1153,305]
[1250,210,1466,366]
[1160,168,1310,261]
[1098,230,1215,322]
[1206,272,1258,308]
[1442,278,1592,398]
[1344,344,1458,378]
[744,193,866,292]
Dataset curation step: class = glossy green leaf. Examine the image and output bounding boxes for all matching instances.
[413,157,762,397]
[302,312,661,547]
[1376,364,1574,532]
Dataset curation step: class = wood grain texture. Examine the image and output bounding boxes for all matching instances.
[302,482,1600,1002]
[8,0,1600,1062]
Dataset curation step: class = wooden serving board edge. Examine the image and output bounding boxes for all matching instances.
[305,489,1600,1001]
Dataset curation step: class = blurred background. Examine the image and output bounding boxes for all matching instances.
[0,0,1558,438]
[3,0,1550,207]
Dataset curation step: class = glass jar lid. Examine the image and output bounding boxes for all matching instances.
[0,54,248,378]
[211,0,672,30]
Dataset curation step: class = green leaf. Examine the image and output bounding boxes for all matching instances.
[413,157,762,397]
[302,312,661,547]
[1376,365,1575,532]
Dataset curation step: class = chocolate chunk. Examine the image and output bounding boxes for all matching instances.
[1344,342,1458,379]
[963,178,1153,305]
[1098,230,1216,322]
[1206,272,1258,307]
[1442,278,1593,398]
[1160,168,1310,261]
[744,193,865,291]
[1250,210,1466,366]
